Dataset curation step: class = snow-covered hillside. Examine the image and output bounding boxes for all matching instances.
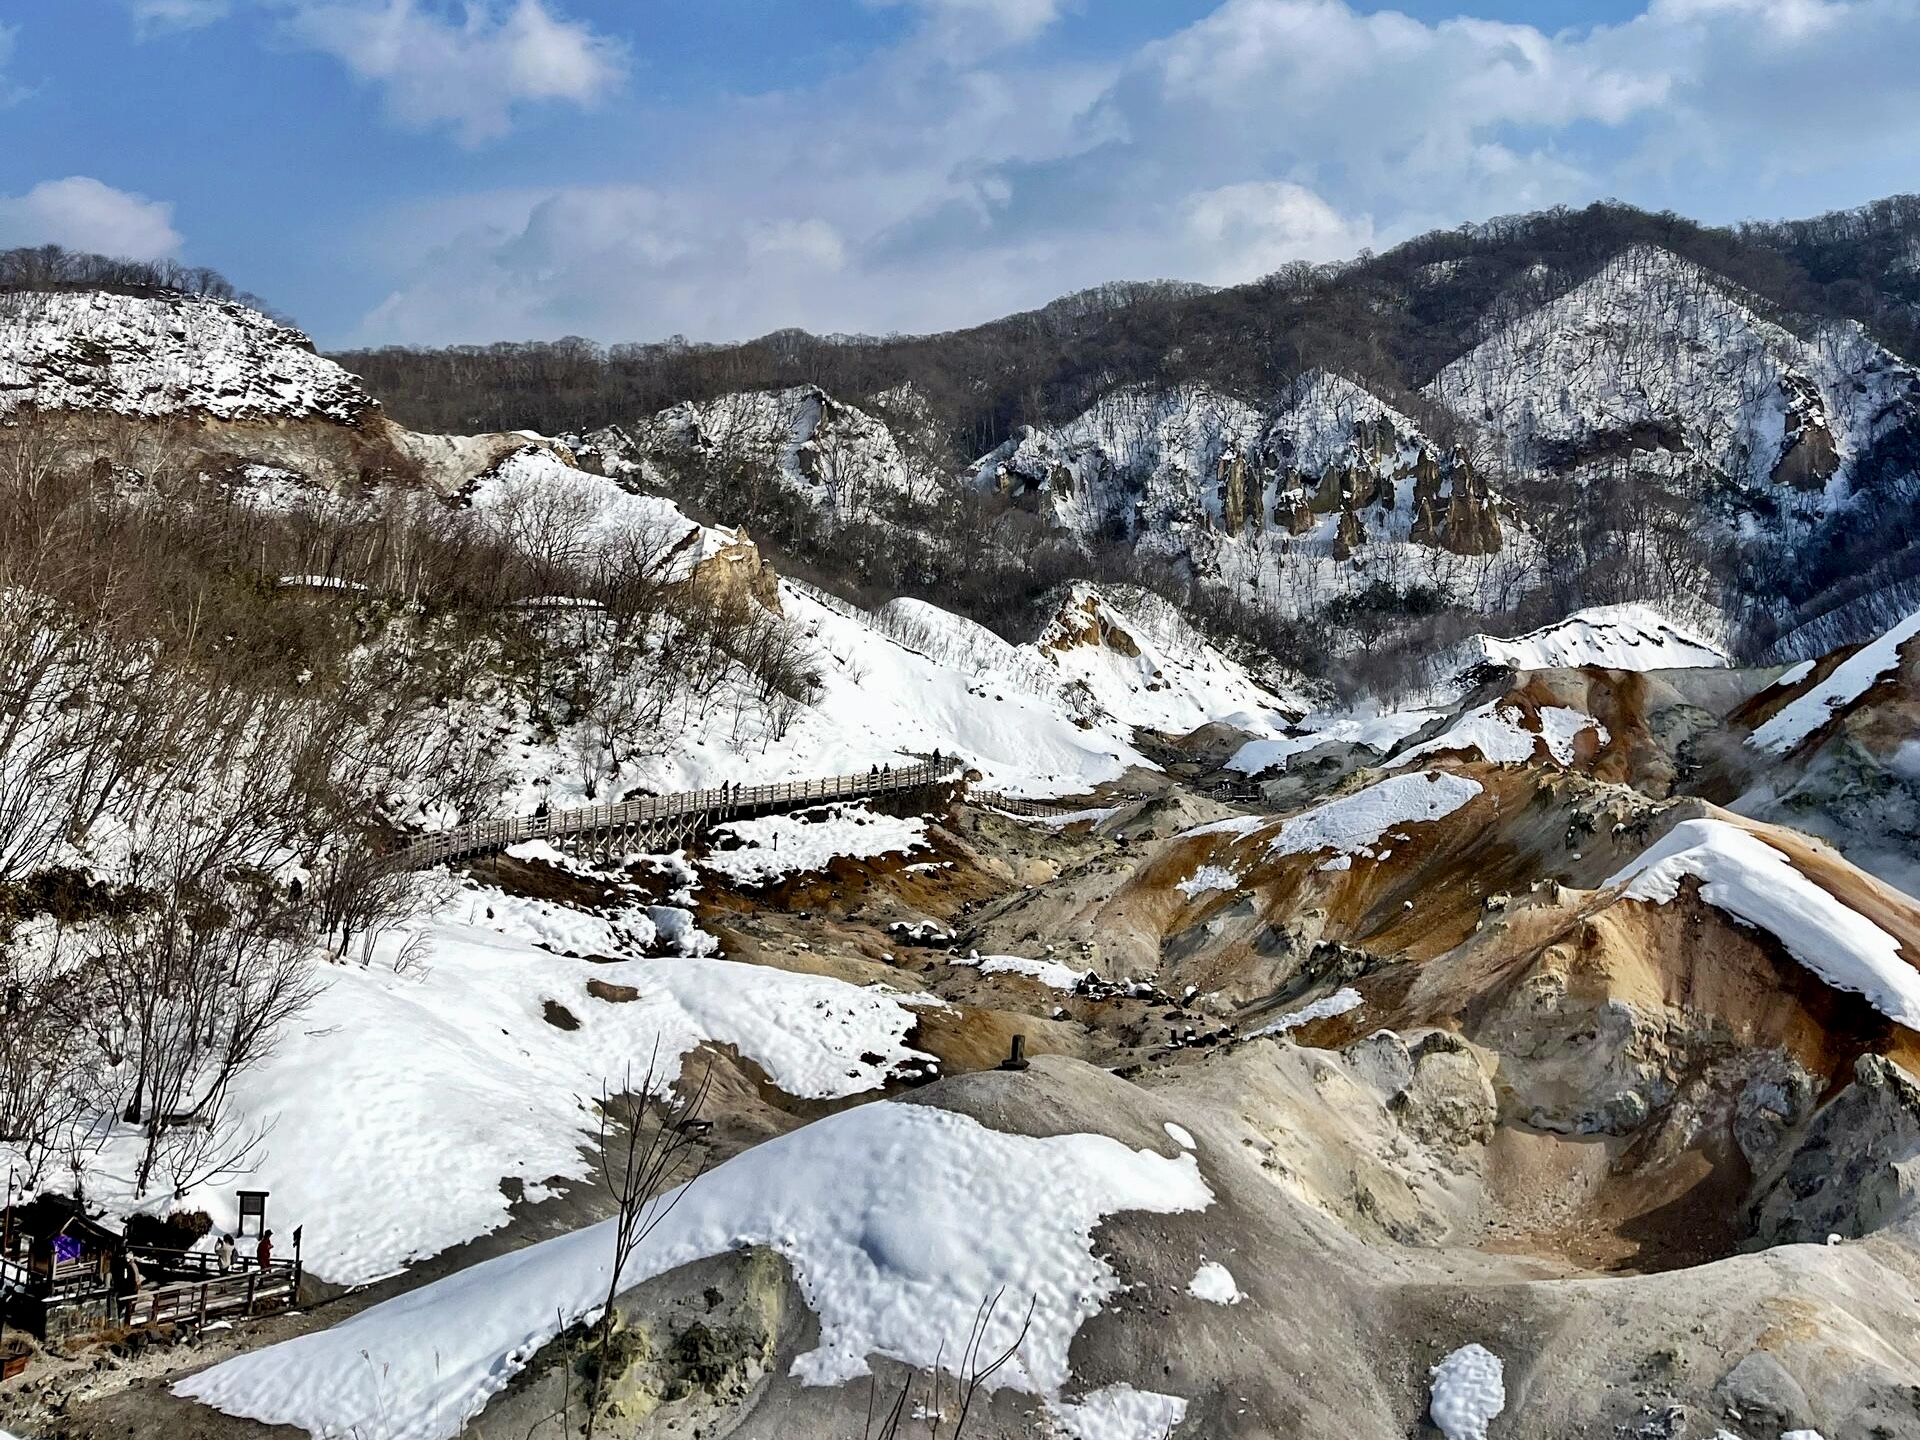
[1428,245,1919,504]
[592,384,934,519]
[973,370,1503,566]
[703,579,1296,800]
[1457,604,1729,676]
[0,288,373,423]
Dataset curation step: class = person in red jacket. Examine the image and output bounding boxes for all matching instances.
[256,1229,273,1271]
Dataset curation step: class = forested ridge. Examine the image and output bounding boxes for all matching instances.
[335,195,1920,458]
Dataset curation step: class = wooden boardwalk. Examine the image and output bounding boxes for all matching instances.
[119,1250,298,1332]
[397,758,957,869]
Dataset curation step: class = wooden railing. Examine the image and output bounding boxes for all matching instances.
[970,790,1103,818]
[119,1260,298,1331]
[396,759,958,869]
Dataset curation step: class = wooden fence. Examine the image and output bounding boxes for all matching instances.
[396,759,958,869]
[969,790,1105,818]
[119,1249,299,1331]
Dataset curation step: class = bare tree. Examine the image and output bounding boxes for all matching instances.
[581,1050,713,1438]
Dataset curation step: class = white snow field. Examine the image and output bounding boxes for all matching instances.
[1748,606,1920,753]
[14,881,941,1287]
[1609,817,1920,1029]
[1459,603,1728,675]
[1265,772,1483,860]
[702,803,928,885]
[1427,1343,1506,1440]
[177,1104,1212,1440]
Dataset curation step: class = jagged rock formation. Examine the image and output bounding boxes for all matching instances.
[975,370,1503,567]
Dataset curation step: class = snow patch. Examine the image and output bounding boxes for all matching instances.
[1749,607,1920,753]
[1428,1343,1506,1440]
[1609,818,1920,1029]
[957,952,1091,991]
[1247,987,1364,1039]
[1266,772,1482,859]
[1176,864,1240,898]
[702,803,927,886]
[1228,708,1441,774]
[1049,1383,1189,1440]
[177,1105,1212,1440]
[1186,1260,1243,1305]
[1538,705,1609,764]
[1389,704,1538,768]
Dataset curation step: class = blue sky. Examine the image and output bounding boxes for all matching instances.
[3,0,1917,348]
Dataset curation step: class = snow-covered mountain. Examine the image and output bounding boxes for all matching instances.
[1428,245,1920,507]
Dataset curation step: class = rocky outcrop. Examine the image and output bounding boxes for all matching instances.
[1771,373,1841,490]
[1409,448,1502,555]
[1748,1053,1920,1245]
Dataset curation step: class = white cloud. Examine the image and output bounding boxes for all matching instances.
[0,177,182,260]
[127,0,233,30]
[1181,181,1373,280]
[342,0,1920,347]
[123,0,625,141]
[285,0,626,143]
[868,0,1071,56]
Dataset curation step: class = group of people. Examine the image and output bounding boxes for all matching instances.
[213,1228,274,1273]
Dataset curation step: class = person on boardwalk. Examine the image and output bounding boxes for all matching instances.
[257,1230,274,1271]
[215,1233,237,1273]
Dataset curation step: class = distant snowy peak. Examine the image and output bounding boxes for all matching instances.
[1428,244,1920,498]
[974,370,1502,563]
[596,384,931,520]
[0,288,374,424]
[1457,604,1729,675]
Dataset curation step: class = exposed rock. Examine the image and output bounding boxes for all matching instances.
[1388,1031,1497,1159]
[1713,1350,1813,1433]
[1749,1053,1920,1246]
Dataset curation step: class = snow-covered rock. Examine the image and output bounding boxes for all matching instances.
[0,288,372,422]
[1608,817,1920,1030]
[1748,605,1920,754]
[602,384,933,520]
[971,370,1506,590]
